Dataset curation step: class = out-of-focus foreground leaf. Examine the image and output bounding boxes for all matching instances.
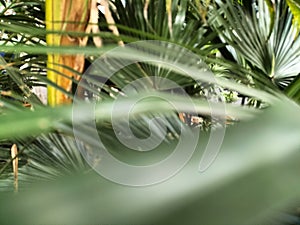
[0,92,255,139]
[0,98,299,225]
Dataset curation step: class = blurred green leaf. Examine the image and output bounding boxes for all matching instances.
[0,1,300,224]
[0,98,299,225]
[0,92,257,139]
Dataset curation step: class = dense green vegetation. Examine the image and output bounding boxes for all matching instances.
[1,0,300,224]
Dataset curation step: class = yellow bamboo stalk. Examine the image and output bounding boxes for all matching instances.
[46,0,62,106]
[46,0,91,106]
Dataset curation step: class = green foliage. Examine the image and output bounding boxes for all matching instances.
[0,0,300,224]
[286,0,300,32]
[211,0,300,91]
[0,98,300,225]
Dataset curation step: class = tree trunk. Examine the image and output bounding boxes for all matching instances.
[46,0,90,105]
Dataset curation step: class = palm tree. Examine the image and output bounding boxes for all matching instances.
[1,0,300,224]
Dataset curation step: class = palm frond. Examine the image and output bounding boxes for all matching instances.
[211,0,300,91]
[0,132,90,190]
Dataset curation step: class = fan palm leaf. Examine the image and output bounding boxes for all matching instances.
[211,0,300,92]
